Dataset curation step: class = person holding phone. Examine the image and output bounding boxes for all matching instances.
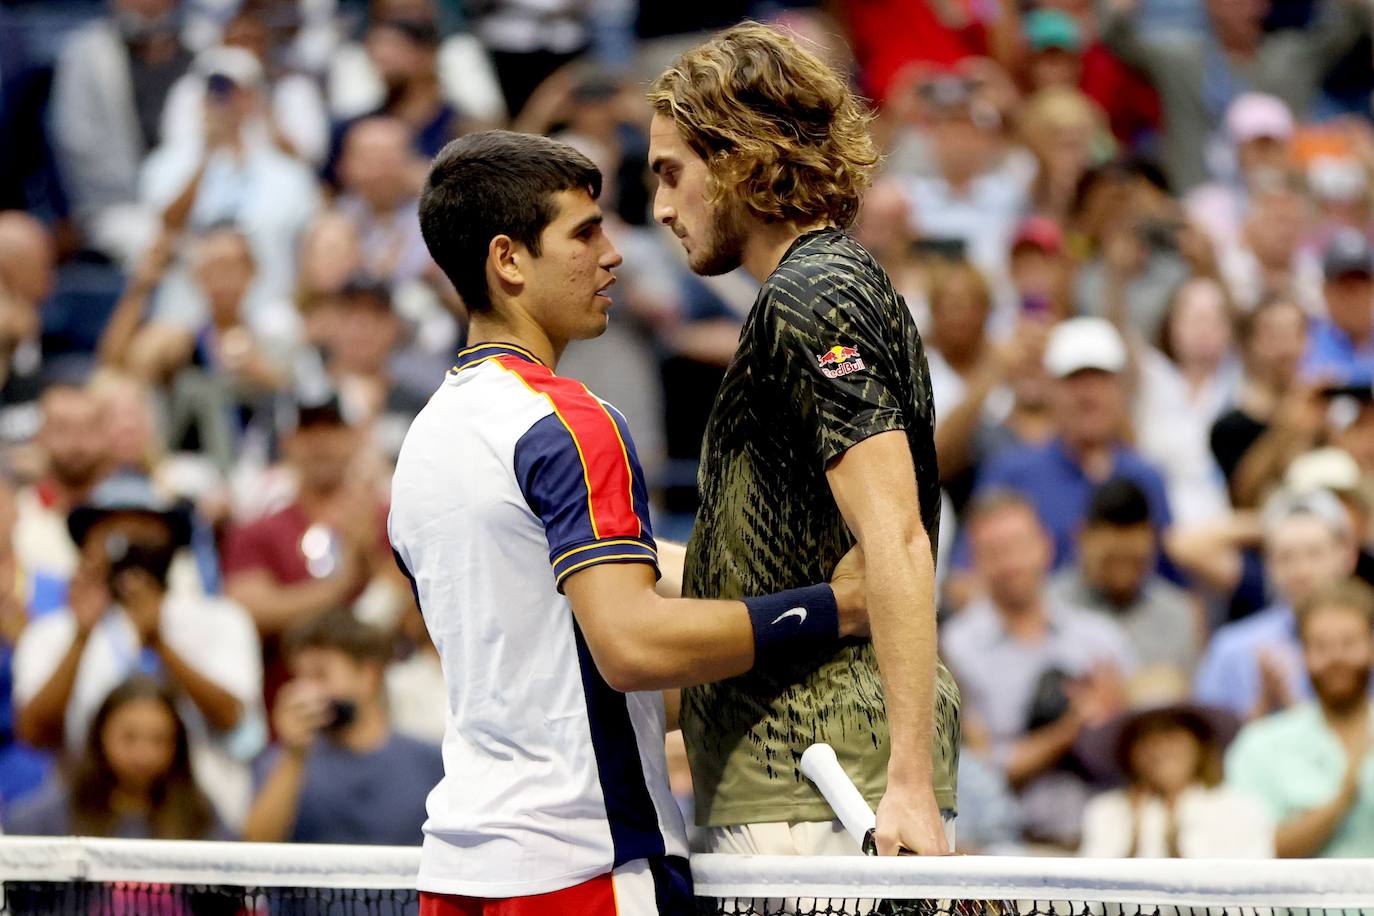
[242,609,443,846]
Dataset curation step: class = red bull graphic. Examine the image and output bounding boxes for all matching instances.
[816,344,866,379]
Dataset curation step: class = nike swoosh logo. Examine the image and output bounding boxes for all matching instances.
[771,607,808,626]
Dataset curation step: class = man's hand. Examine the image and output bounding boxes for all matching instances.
[272,680,330,755]
[69,562,110,638]
[874,779,950,856]
[1066,662,1126,729]
[113,568,165,647]
[830,544,868,637]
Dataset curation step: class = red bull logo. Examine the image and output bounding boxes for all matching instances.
[817,344,865,379]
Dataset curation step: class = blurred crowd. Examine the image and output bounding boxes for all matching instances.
[1,0,1374,862]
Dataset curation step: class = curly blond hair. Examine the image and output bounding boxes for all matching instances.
[647,22,879,228]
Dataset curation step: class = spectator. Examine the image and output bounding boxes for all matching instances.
[1186,93,1296,255]
[321,279,429,462]
[1227,580,1374,857]
[943,491,1136,847]
[4,676,225,839]
[1050,480,1203,676]
[0,213,57,456]
[12,472,264,825]
[1072,159,1192,343]
[1304,229,1374,386]
[334,118,431,289]
[294,212,365,331]
[1008,216,1075,322]
[140,47,321,326]
[965,317,1173,573]
[1019,87,1115,225]
[1195,490,1359,720]
[14,384,111,609]
[1219,180,1320,313]
[0,479,51,808]
[897,73,1036,296]
[1134,276,1241,524]
[1078,671,1272,857]
[469,0,592,119]
[328,0,505,127]
[102,225,294,472]
[1210,296,1314,508]
[162,17,330,167]
[242,611,441,844]
[1099,0,1369,191]
[50,0,193,263]
[927,260,1050,518]
[222,393,406,710]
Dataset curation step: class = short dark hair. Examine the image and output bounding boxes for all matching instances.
[285,609,393,667]
[1085,479,1151,528]
[419,130,602,314]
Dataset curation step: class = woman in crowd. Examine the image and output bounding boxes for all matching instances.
[1079,681,1272,858]
[3,677,225,840]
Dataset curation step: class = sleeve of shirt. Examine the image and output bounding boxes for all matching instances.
[514,398,659,592]
[11,615,74,709]
[755,266,909,471]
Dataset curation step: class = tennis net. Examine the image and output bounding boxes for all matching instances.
[2,838,1373,916]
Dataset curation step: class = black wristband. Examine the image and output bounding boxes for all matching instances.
[744,584,840,665]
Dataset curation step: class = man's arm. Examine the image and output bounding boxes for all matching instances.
[826,430,948,856]
[1275,777,1359,858]
[564,550,865,693]
[241,681,328,843]
[225,555,367,636]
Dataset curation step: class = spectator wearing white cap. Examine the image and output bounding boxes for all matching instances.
[1195,489,1362,721]
[138,46,321,334]
[1304,229,1374,387]
[953,317,1174,576]
[1186,93,1296,255]
[161,14,331,166]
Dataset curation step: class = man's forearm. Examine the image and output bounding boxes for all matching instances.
[155,639,243,731]
[866,530,938,783]
[15,634,88,747]
[1276,785,1357,858]
[242,750,307,843]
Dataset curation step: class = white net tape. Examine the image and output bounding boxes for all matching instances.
[2,839,1374,915]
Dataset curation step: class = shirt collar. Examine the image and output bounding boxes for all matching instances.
[451,342,546,373]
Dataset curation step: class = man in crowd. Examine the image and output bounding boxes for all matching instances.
[943,491,1135,847]
[243,610,440,845]
[1049,479,1201,677]
[12,472,263,825]
[965,317,1172,572]
[1304,229,1374,387]
[223,394,404,711]
[0,213,57,455]
[1196,490,1361,720]
[1227,580,1374,856]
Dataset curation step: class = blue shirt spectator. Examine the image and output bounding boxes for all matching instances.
[1195,490,1359,719]
[1302,229,1374,386]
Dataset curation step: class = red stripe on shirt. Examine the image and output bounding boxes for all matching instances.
[495,355,641,539]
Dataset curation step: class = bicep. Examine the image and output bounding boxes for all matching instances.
[825,430,926,548]
[563,561,659,669]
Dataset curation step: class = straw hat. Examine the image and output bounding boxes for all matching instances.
[1075,667,1240,786]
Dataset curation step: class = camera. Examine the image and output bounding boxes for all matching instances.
[104,533,176,590]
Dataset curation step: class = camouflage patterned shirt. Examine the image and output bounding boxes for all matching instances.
[681,228,960,827]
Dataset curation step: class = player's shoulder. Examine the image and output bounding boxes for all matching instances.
[763,229,889,307]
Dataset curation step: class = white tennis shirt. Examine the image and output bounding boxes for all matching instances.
[389,342,688,897]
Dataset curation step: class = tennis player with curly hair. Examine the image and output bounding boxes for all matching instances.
[648,23,961,860]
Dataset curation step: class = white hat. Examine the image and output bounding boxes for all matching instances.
[1044,317,1127,378]
[195,45,264,90]
[1225,93,1294,145]
[1262,487,1352,541]
[1286,447,1363,497]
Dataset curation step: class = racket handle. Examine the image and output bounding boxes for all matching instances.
[800,743,877,849]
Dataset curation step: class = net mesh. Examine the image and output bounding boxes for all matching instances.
[2,840,1373,916]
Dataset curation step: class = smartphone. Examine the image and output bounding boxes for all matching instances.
[908,237,967,262]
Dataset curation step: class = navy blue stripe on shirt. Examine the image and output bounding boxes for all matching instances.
[650,856,695,916]
[571,621,666,867]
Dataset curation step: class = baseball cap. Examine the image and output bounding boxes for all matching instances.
[1262,487,1352,541]
[1043,317,1127,378]
[195,45,264,90]
[1011,215,1064,255]
[1285,447,1364,498]
[1323,228,1374,280]
[1025,9,1083,54]
[1225,93,1294,146]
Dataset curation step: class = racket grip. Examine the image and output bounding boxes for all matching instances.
[800,743,877,848]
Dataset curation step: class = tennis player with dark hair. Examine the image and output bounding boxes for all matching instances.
[647,23,960,859]
[390,129,870,915]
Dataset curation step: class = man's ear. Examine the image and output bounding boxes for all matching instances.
[490,234,523,290]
